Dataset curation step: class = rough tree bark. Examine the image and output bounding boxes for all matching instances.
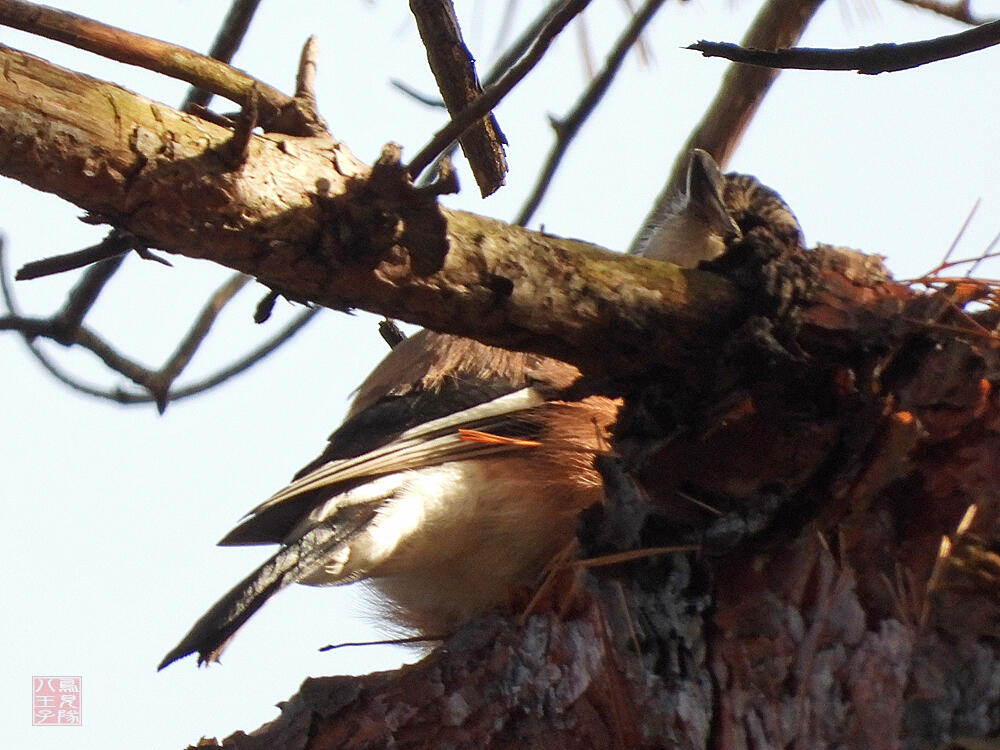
[3,32,1000,750]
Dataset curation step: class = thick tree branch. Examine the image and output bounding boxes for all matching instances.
[0,43,738,379]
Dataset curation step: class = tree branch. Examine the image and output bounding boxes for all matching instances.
[687,18,1000,75]
[0,0,321,135]
[406,0,592,183]
[2,0,320,410]
[409,0,508,197]
[404,0,577,188]
[514,0,669,227]
[181,0,263,111]
[1,239,319,406]
[0,43,738,379]
[895,0,993,25]
[16,232,135,280]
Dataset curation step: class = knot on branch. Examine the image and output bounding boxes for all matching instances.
[266,97,328,138]
[316,143,451,277]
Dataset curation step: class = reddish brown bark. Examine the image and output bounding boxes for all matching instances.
[179,241,1000,749]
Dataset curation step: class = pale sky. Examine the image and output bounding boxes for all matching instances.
[2,1,999,746]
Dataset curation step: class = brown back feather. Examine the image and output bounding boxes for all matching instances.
[349,330,581,418]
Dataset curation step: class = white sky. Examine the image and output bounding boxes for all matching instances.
[2,0,999,746]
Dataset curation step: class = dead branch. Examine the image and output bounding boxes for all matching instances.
[402,0,578,189]
[688,17,1000,75]
[2,250,252,410]
[144,272,255,410]
[55,254,125,335]
[409,0,508,197]
[16,232,135,279]
[0,0,315,410]
[406,0,592,184]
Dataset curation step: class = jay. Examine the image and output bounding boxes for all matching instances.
[160,150,800,668]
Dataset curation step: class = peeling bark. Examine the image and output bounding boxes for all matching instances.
[0,43,737,378]
[173,241,1000,749]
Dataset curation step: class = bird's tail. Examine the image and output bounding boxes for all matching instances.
[158,506,375,669]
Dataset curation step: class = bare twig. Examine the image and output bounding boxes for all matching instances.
[687,18,1000,75]
[407,0,592,181]
[181,0,263,111]
[134,247,173,267]
[569,545,700,568]
[491,0,522,57]
[619,0,652,66]
[896,0,992,25]
[409,0,570,187]
[918,236,1000,281]
[319,634,441,651]
[146,272,255,411]
[410,0,508,197]
[932,199,981,275]
[5,249,249,409]
[629,0,825,253]
[0,0,320,135]
[219,85,259,168]
[390,79,447,108]
[575,12,596,79]
[2,0,327,407]
[486,0,569,87]
[55,255,126,340]
[161,307,319,400]
[967,230,1000,278]
[16,232,135,280]
[183,105,237,129]
[0,314,55,337]
[514,0,669,227]
[290,35,327,133]
[0,302,158,396]
[2,240,321,405]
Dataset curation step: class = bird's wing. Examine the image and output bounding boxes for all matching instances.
[158,387,554,669]
[218,387,549,546]
[271,388,545,507]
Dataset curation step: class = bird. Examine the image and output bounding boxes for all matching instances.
[159,150,801,669]
[159,331,620,668]
[631,149,801,263]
